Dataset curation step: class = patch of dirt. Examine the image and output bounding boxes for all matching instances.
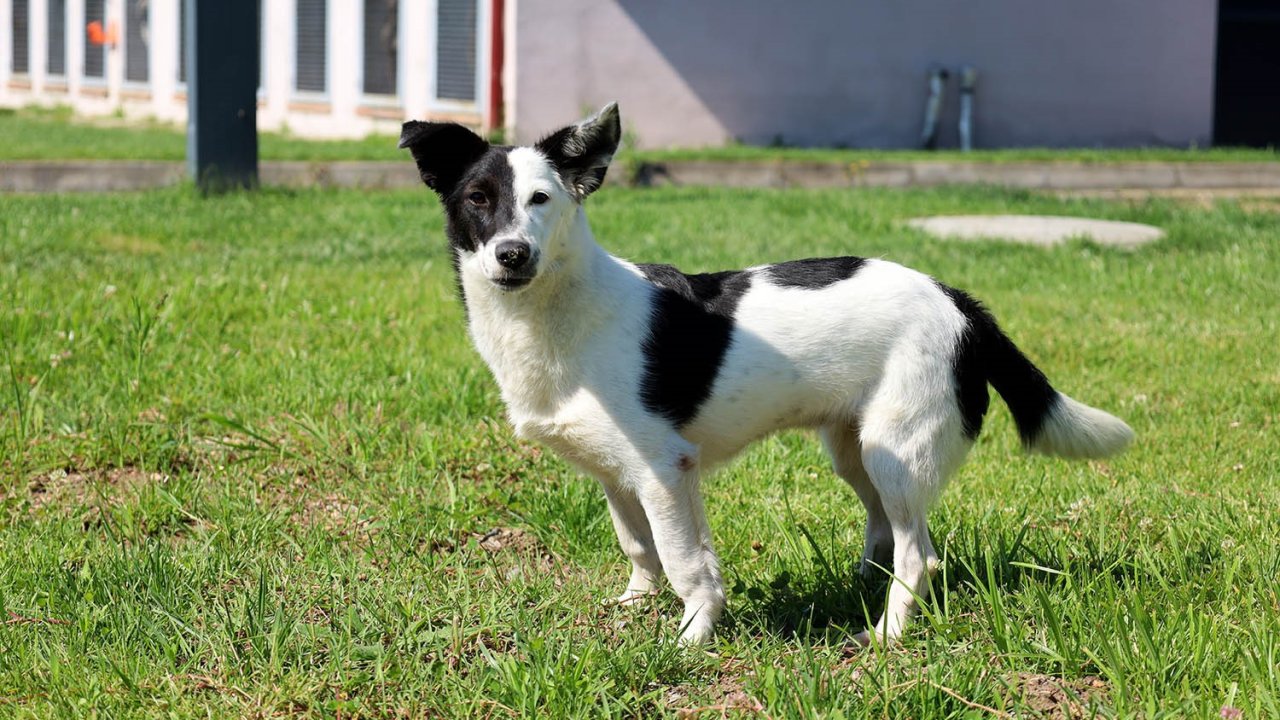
[476,527,541,554]
[667,665,765,719]
[26,466,163,515]
[421,628,519,677]
[291,490,376,542]
[473,527,561,575]
[1014,673,1109,719]
[660,652,764,717]
[674,689,764,718]
[94,233,166,255]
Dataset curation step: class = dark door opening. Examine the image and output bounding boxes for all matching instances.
[1215,0,1280,147]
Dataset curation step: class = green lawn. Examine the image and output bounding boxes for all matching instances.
[0,105,406,163]
[1,180,1278,718]
[2,104,1277,165]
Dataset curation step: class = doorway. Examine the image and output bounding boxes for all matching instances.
[1214,0,1280,147]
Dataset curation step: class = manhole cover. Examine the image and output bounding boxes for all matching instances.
[906,215,1163,248]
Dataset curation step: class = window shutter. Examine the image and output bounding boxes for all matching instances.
[47,0,66,76]
[11,0,29,74]
[296,0,327,93]
[362,0,397,95]
[125,0,149,83]
[435,0,476,102]
[85,0,105,78]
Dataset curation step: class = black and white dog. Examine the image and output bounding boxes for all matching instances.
[400,104,1133,646]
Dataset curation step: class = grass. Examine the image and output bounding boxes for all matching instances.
[0,105,407,163]
[1,179,1279,718]
[2,104,1277,165]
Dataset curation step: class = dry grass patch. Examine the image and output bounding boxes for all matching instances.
[25,466,163,515]
[1014,673,1110,719]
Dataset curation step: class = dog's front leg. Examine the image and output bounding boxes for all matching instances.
[629,451,725,646]
[600,480,663,605]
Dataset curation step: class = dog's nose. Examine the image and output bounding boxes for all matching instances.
[494,241,532,270]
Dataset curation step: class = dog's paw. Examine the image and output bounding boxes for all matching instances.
[678,624,715,646]
[676,612,716,647]
[606,588,659,607]
[852,628,901,649]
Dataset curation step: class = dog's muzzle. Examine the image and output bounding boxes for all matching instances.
[491,240,537,290]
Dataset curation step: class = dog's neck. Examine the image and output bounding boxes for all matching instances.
[461,208,638,417]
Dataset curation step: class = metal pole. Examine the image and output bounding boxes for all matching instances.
[959,66,977,152]
[920,66,949,150]
[185,0,259,192]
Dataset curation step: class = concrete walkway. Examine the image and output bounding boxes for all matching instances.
[906,215,1165,248]
[3,158,1280,193]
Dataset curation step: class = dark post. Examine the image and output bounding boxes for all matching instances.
[185,0,259,192]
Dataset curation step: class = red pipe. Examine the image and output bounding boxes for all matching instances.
[487,0,505,132]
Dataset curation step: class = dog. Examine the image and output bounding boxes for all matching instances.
[399,103,1134,646]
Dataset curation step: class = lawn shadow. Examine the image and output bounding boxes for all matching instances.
[725,518,1147,642]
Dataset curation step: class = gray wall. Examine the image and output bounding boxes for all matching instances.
[513,0,1217,149]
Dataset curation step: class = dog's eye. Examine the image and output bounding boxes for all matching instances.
[530,191,550,205]
[468,191,488,206]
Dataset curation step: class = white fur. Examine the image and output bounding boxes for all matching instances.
[454,147,1131,646]
[1032,394,1134,459]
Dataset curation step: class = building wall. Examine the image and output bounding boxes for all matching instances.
[0,0,495,139]
[512,0,1218,149]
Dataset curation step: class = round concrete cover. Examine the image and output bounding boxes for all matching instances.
[907,215,1163,248]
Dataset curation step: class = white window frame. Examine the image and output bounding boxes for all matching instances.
[81,0,108,87]
[358,0,402,107]
[290,0,330,102]
[11,0,32,79]
[46,0,68,80]
[429,0,487,114]
[121,0,149,90]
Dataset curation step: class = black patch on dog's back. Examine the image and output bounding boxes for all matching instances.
[764,256,867,289]
[637,264,753,427]
[941,284,1057,443]
[942,286,993,439]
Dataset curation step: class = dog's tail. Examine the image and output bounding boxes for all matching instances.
[947,286,1134,459]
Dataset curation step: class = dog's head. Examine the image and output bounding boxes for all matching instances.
[400,103,622,294]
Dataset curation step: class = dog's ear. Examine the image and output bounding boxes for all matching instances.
[399,121,490,198]
[535,102,621,200]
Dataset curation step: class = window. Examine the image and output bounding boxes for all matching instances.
[85,0,106,79]
[124,0,149,83]
[295,0,327,93]
[435,0,477,102]
[362,0,397,96]
[11,0,30,75]
[48,0,66,76]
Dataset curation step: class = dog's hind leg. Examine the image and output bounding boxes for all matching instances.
[628,442,725,645]
[600,480,664,606]
[853,393,966,645]
[852,443,940,646]
[820,422,893,577]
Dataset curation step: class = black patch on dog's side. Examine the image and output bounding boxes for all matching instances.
[941,284,1058,443]
[637,264,753,427]
[764,256,867,289]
